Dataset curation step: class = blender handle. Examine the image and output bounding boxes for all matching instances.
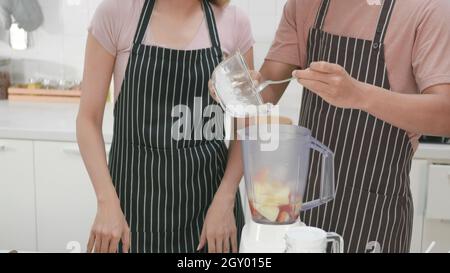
[302,138,336,211]
[326,232,344,253]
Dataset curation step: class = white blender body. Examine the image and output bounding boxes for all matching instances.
[238,124,336,253]
[240,220,305,253]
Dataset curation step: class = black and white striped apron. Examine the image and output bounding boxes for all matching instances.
[108,0,245,253]
[300,0,415,253]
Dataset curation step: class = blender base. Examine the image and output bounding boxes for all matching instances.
[239,220,306,253]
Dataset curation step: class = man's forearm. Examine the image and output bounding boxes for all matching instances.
[361,83,450,137]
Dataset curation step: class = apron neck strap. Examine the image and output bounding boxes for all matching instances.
[373,0,396,46]
[133,0,222,50]
[134,0,156,44]
[202,0,222,49]
[313,0,331,30]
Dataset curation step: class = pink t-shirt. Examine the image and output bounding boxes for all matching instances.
[266,0,450,149]
[89,0,255,99]
[267,0,450,93]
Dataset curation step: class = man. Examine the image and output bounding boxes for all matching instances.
[259,0,450,252]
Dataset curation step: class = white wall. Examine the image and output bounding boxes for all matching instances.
[0,0,102,84]
[235,0,302,123]
[0,0,302,121]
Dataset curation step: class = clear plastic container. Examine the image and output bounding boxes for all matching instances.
[211,52,265,117]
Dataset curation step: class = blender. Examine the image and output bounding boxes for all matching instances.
[238,122,337,253]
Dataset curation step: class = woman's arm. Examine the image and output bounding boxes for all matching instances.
[218,48,255,199]
[77,33,130,253]
[199,48,255,253]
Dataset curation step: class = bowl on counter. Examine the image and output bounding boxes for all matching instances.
[0,59,11,100]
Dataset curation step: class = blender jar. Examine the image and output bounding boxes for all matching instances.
[239,124,336,225]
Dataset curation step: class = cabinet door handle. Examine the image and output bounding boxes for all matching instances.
[62,147,81,155]
[63,147,111,156]
[0,144,6,152]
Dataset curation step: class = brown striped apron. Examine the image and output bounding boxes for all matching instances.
[108,0,245,253]
[300,0,415,253]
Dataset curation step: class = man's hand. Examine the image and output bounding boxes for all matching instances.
[293,61,368,109]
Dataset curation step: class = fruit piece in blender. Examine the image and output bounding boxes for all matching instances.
[253,181,290,207]
[249,199,302,224]
[294,199,303,212]
[278,199,303,221]
[276,211,291,223]
[248,200,264,221]
[253,169,270,183]
[251,174,292,223]
[254,203,280,222]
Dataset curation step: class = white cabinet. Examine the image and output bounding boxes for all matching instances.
[34,141,101,252]
[411,146,450,253]
[422,219,450,253]
[426,165,450,220]
[409,159,429,252]
[0,139,36,251]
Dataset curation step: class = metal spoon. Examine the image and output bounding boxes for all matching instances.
[255,77,296,93]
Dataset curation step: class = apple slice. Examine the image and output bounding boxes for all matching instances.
[254,203,280,222]
[253,182,274,197]
[254,182,291,206]
[276,211,291,223]
[265,185,290,206]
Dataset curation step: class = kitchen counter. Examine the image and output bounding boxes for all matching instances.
[1,101,450,160]
[0,101,113,143]
[414,143,450,161]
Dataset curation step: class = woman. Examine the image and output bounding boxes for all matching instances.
[77,0,254,253]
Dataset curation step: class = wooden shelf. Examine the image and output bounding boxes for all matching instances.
[8,88,81,103]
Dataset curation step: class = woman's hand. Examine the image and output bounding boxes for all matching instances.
[198,191,238,253]
[208,80,220,103]
[293,61,368,109]
[87,199,130,253]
